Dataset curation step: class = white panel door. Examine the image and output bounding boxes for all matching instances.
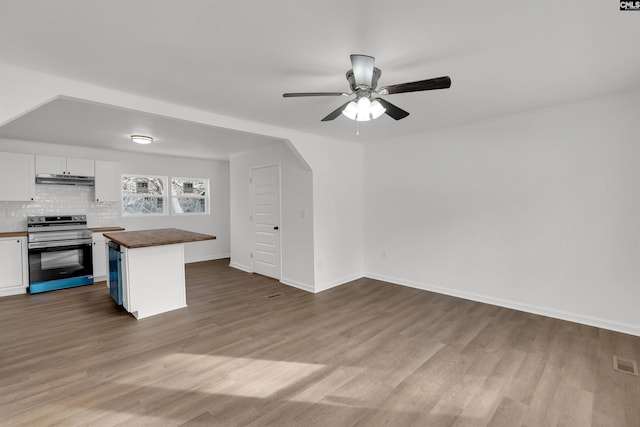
[251,165,280,279]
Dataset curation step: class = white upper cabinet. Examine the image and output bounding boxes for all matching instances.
[36,155,95,176]
[35,155,66,175]
[94,160,120,202]
[0,152,35,201]
[66,157,95,176]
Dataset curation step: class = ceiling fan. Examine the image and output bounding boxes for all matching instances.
[283,54,451,122]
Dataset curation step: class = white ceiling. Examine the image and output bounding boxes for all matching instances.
[0,97,283,160]
[1,1,639,158]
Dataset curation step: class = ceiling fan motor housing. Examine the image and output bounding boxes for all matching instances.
[346,67,381,92]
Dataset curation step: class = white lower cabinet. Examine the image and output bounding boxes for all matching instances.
[92,233,107,280]
[0,236,28,296]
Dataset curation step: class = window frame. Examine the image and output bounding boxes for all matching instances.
[170,176,210,216]
[121,174,168,217]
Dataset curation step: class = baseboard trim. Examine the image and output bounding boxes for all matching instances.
[229,261,252,273]
[315,272,363,293]
[365,272,640,337]
[280,277,314,293]
[186,253,230,264]
[0,286,27,297]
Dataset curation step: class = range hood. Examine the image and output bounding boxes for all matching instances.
[35,173,95,186]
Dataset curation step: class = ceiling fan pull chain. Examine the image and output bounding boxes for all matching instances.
[356,119,360,136]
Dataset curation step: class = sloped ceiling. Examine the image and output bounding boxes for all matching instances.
[1,1,639,157]
[0,97,284,160]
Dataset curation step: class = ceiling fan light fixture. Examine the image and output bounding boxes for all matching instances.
[341,97,386,122]
[131,135,153,145]
[355,97,372,122]
[370,99,386,119]
[341,100,358,120]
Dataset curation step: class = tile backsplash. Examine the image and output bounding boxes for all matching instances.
[0,185,119,231]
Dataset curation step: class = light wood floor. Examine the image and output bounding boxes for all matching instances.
[1,259,639,426]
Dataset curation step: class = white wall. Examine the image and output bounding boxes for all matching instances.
[289,135,364,291]
[364,89,640,336]
[229,142,314,290]
[0,138,230,263]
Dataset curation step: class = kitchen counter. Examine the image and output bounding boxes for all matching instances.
[103,228,215,249]
[104,228,216,319]
[90,226,125,233]
[0,231,27,238]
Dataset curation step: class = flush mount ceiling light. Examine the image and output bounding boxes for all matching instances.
[283,54,451,122]
[131,135,153,145]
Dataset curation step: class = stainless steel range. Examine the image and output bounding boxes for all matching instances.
[27,214,93,294]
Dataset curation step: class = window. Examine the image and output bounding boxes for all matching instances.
[121,175,167,216]
[171,177,209,215]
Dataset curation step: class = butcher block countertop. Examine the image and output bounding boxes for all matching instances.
[0,231,27,238]
[103,228,216,249]
[90,227,125,233]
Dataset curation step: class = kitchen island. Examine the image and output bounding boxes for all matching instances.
[103,228,216,319]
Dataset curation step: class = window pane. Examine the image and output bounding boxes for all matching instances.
[121,175,167,216]
[172,197,206,214]
[172,178,206,197]
[122,176,164,196]
[122,196,164,215]
[171,178,209,214]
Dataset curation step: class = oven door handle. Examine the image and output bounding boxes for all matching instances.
[28,239,93,249]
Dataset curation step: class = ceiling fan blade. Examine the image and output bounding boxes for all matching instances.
[283,92,345,97]
[321,100,353,122]
[376,98,410,120]
[350,54,375,87]
[380,76,451,95]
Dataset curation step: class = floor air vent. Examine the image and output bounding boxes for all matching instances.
[613,355,639,376]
